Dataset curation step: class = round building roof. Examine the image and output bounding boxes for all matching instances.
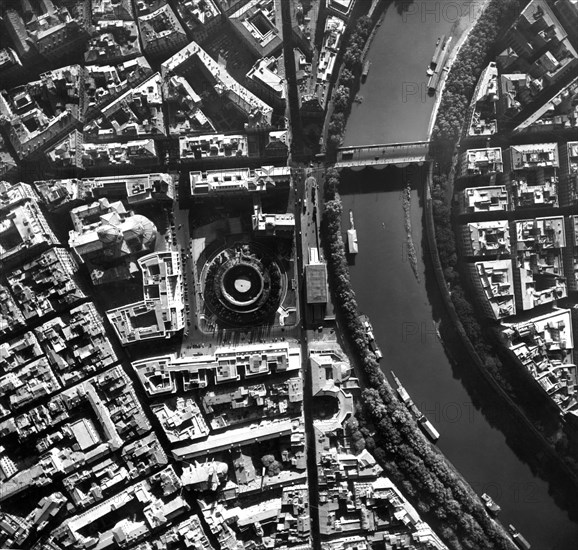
[96,223,121,244]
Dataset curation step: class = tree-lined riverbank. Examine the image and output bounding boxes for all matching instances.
[328,0,578,545]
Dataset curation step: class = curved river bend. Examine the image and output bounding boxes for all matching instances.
[340,2,578,548]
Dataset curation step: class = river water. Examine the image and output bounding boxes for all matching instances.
[339,1,578,548]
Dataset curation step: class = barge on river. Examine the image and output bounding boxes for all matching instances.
[508,525,531,550]
[428,36,445,73]
[347,210,358,254]
[391,371,440,442]
[481,493,501,516]
[361,316,381,360]
[427,36,452,95]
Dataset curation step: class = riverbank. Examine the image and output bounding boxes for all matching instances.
[426,0,492,138]
[320,179,519,550]
[326,0,578,546]
[424,160,578,498]
[423,0,578,497]
[337,168,578,547]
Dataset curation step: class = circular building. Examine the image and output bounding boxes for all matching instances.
[203,244,284,327]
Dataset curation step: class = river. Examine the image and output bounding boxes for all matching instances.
[339,1,578,548]
[344,0,478,145]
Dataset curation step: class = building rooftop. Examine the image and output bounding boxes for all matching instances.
[514,217,567,310]
[86,173,174,204]
[565,141,578,205]
[310,349,357,430]
[6,248,84,321]
[63,466,181,549]
[463,147,503,174]
[474,260,516,319]
[161,41,273,127]
[0,135,17,181]
[316,16,345,106]
[107,251,185,344]
[82,138,158,167]
[0,182,58,267]
[0,66,84,159]
[92,0,134,21]
[0,284,26,338]
[228,0,282,57]
[190,165,290,195]
[246,55,286,99]
[176,0,220,28]
[252,195,294,235]
[509,142,559,170]
[499,72,538,117]
[36,173,174,211]
[514,74,578,132]
[515,216,566,250]
[34,302,118,385]
[85,57,153,114]
[503,308,577,415]
[34,179,86,212]
[152,397,209,443]
[64,432,168,508]
[68,198,157,285]
[172,417,297,460]
[202,376,303,430]
[305,263,328,304]
[44,129,84,169]
[468,62,499,136]
[164,75,215,135]
[498,0,578,96]
[0,355,61,415]
[180,133,248,160]
[570,215,578,289]
[132,342,301,395]
[4,0,91,62]
[462,186,509,213]
[137,4,188,56]
[510,171,559,208]
[0,331,43,372]
[85,20,142,64]
[0,47,21,73]
[329,0,355,16]
[463,220,511,256]
[84,73,165,139]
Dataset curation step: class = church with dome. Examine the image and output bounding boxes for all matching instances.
[68,197,157,285]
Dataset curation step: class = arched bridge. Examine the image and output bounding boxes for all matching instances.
[335,140,431,168]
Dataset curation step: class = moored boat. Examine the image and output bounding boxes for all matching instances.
[481,493,501,515]
[362,60,371,80]
[508,525,531,550]
[347,210,358,254]
[391,371,440,442]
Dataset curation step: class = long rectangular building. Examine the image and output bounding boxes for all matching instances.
[190,165,290,195]
[132,342,301,395]
[172,418,295,460]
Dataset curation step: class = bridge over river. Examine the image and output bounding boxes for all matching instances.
[335,140,431,168]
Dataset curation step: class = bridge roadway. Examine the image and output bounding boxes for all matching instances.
[335,140,431,168]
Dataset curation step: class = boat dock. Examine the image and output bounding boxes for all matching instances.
[429,36,445,70]
[391,371,440,442]
[427,36,452,95]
